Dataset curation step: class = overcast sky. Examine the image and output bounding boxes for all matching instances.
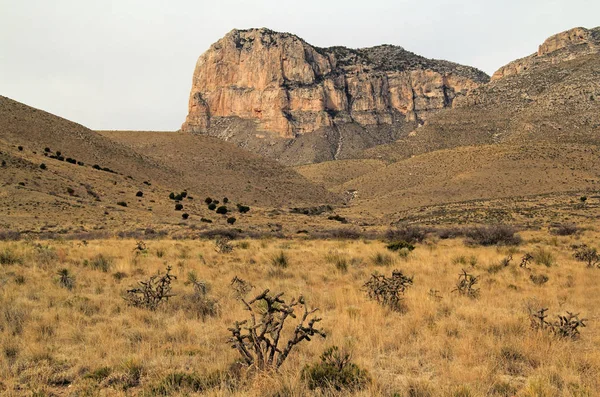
[1,0,598,130]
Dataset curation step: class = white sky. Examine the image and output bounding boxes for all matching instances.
[0,0,598,130]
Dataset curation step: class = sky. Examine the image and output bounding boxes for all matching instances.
[0,0,598,131]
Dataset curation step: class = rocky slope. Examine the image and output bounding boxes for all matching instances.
[181,28,489,164]
[492,26,600,80]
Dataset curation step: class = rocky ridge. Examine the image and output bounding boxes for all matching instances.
[181,28,488,163]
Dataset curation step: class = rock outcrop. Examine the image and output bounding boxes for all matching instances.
[181,28,489,162]
[492,26,600,81]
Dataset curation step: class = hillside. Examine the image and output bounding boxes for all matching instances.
[0,96,340,235]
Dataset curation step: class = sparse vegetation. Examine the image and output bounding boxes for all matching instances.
[364,270,413,311]
[528,307,587,339]
[574,245,600,268]
[175,203,183,211]
[226,217,236,225]
[465,224,522,246]
[302,346,370,391]
[271,251,289,268]
[453,270,480,298]
[117,201,127,207]
[124,266,176,310]
[216,206,228,214]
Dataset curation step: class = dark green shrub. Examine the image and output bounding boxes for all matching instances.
[57,269,75,290]
[208,203,217,211]
[39,163,46,170]
[328,215,348,224]
[66,158,77,164]
[180,191,188,199]
[237,204,250,213]
[175,203,183,211]
[169,192,175,200]
[44,147,51,152]
[223,197,229,203]
[386,241,415,252]
[201,217,213,223]
[117,201,127,207]
[227,217,236,225]
[182,213,189,220]
[216,206,228,214]
[56,151,61,156]
[1,160,6,167]
[302,346,370,391]
[87,254,113,272]
[18,146,23,151]
[77,161,84,166]
[205,197,212,204]
[136,191,143,197]
[92,164,101,170]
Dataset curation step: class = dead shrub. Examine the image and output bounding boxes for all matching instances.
[464,225,522,246]
[364,270,413,312]
[124,266,176,310]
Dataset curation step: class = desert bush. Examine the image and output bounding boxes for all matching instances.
[237,204,250,213]
[435,226,465,240]
[364,270,413,312]
[182,213,189,220]
[227,217,236,225]
[39,163,46,170]
[205,197,212,204]
[532,247,554,267]
[227,290,325,369]
[230,276,253,299]
[175,203,183,211]
[520,253,534,268]
[124,266,176,310]
[529,274,549,285]
[574,245,600,268]
[528,307,586,339]
[386,225,428,243]
[208,203,217,211]
[56,268,75,290]
[465,225,522,246]
[326,252,349,273]
[386,240,415,252]
[216,206,228,214]
[87,254,114,272]
[179,272,219,320]
[150,369,235,395]
[549,223,580,236]
[271,251,289,268]
[0,230,21,241]
[302,346,370,391]
[117,201,127,207]
[453,270,479,299]
[136,191,143,197]
[328,214,348,224]
[215,237,233,253]
[0,247,22,265]
[371,252,394,267]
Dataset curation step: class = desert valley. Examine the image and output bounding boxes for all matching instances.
[1,20,600,396]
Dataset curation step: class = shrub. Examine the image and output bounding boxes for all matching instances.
[453,270,479,299]
[465,225,521,246]
[532,247,554,267]
[150,370,232,395]
[371,252,394,267]
[124,266,176,310]
[200,217,213,223]
[364,270,413,311]
[66,157,77,164]
[88,254,114,272]
[77,161,84,166]
[271,251,289,268]
[574,245,600,268]
[208,203,217,211]
[223,197,229,203]
[227,217,236,225]
[182,213,189,220]
[530,274,549,285]
[386,225,428,243]
[179,272,219,320]
[169,192,175,200]
[205,197,212,204]
[528,307,586,339]
[230,276,254,299]
[0,248,22,265]
[228,290,325,369]
[117,201,127,207]
[386,240,415,252]
[303,346,370,391]
[92,164,101,170]
[216,206,228,214]
[57,269,75,290]
[237,204,250,213]
[215,237,233,254]
[39,163,46,170]
[17,146,23,151]
[175,203,183,211]
[44,147,51,152]
[328,215,348,224]
[136,191,143,197]
[549,223,579,236]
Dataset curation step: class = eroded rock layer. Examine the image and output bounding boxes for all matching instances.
[182,28,489,143]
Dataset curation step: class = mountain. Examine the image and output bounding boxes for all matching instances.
[296,27,600,221]
[181,28,489,165]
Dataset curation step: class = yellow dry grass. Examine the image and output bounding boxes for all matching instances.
[1,231,599,396]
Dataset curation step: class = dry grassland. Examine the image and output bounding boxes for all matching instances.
[1,230,599,396]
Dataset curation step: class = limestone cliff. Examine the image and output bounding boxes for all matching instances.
[492,26,600,81]
[181,28,489,162]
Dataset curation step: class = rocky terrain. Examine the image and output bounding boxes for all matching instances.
[181,28,489,164]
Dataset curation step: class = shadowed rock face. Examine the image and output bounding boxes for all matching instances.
[492,26,600,81]
[181,28,488,164]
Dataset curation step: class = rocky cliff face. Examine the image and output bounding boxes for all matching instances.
[181,28,489,155]
[492,27,600,81]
